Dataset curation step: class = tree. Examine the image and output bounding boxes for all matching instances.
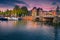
[4,9,12,17]
[21,6,28,16]
[13,5,21,17]
[0,11,2,16]
[13,5,20,10]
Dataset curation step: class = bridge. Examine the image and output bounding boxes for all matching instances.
[34,15,60,22]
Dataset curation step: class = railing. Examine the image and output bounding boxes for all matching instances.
[42,15,54,17]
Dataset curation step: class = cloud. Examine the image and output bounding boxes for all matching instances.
[0,0,29,7]
[0,0,60,11]
[23,0,60,11]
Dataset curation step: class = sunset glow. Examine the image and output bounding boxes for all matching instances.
[0,0,60,11]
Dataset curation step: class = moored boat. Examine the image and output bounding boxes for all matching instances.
[8,17,18,21]
[0,17,8,21]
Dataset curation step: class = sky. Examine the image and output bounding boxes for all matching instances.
[0,0,60,11]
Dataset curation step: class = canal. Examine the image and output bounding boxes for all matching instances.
[0,20,60,40]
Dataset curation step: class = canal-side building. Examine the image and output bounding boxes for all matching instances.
[32,7,37,18]
[37,8,43,21]
[37,8,43,16]
[31,6,60,22]
[53,5,60,23]
[32,7,43,21]
[52,10,56,16]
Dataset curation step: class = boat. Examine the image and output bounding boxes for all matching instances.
[0,17,8,21]
[8,17,18,21]
[18,17,23,20]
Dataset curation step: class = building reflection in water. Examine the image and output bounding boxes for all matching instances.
[0,21,59,40]
[26,21,38,30]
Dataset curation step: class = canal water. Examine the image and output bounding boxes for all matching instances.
[0,20,60,40]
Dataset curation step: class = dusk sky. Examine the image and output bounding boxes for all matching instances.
[0,0,60,11]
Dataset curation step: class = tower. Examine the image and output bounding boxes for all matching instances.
[37,8,43,16]
[32,7,37,17]
[56,5,60,15]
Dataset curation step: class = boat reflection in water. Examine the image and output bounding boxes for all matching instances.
[0,20,60,40]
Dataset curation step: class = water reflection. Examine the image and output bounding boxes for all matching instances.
[0,20,60,40]
[54,25,60,40]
